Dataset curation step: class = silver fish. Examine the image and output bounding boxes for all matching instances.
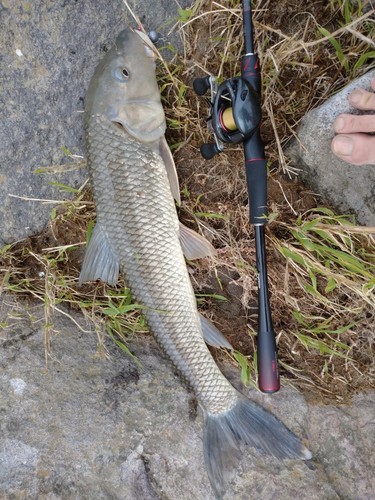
[80,28,312,498]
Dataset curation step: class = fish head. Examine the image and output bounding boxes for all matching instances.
[86,28,166,143]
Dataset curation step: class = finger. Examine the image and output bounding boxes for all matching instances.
[334,113,375,134]
[331,133,375,165]
[348,87,375,110]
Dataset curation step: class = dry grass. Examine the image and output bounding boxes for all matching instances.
[159,0,375,401]
[1,0,374,402]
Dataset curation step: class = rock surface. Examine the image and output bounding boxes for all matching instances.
[0,295,374,499]
[286,69,375,226]
[0,0,188,247]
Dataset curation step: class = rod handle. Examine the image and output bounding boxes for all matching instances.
[244,131,268,225]
[257,327,280,393]
[254,226,280,393]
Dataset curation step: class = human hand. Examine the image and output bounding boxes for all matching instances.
[331,76,375,165]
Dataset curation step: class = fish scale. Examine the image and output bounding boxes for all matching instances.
[85,113,237,414]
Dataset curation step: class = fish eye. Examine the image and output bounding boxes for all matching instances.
[114,66,130,82]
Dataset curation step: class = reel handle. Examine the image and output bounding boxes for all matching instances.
[193,76,211,96]
[200,143,222,160]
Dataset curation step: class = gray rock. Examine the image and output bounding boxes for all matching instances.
[286,69,375,226]
[308,396,375,499]
[1,295,374,499]
[0,0,189,247]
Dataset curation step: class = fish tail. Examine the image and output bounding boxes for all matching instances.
[203,395,312,498]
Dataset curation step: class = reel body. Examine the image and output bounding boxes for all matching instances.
[213,77,261,144]
[193,75,261,158]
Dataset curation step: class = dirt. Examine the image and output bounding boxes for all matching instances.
[162,130,374,404]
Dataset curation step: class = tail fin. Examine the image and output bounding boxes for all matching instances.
[204,395,312,498]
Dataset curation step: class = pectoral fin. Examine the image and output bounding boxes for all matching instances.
[79,223,120,286]
[159,136,181,205]
[199,313,233,349]
[179,223,216,260]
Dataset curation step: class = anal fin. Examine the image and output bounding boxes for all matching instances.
[79,223,120,286]
[199,313,232,349]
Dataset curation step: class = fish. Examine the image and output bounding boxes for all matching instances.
[79,27,312,498]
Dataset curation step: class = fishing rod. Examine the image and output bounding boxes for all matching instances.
[193,0,280,393]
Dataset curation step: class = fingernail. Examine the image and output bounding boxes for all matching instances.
[333,136,353,156]
[334,117,345,132]
[349,89,363,105]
